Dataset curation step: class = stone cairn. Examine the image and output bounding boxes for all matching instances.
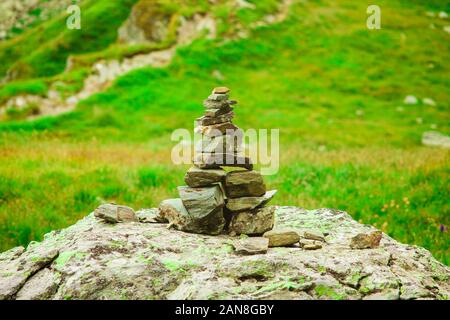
[159,87,277,237]
[94,87,381,253]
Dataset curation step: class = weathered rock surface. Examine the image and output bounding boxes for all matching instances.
[228,206,275,235]
[136,208,166,223]
[204,106,233,118]
[196,112,234,126]
[233,237,269,255]
[195,122,238,137]
[263,228,300,247]
[226,190,277,212]
[193,153,253,170]
[94,204,137,223]
[350,231,382,249]
[203,99,230,110]
[118,0,172,44]
[184,167,226,188]
[299,239,323,250]
[195,133,243,154]
[159,198,225,235]
[225,170,266,198]
[302,230,326,242]
[178,185,224,218]
[0,206,448,300]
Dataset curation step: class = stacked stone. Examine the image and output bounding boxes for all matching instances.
[159,87,276,236]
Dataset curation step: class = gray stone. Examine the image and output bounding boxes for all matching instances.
[204,106,233,117]
[422,131,450,149]
[195,112,234,126]
[226,190,277,212]
[184,167,226,187]
[228,206,275,235]
[136,208,166,223]
[212,87,230,94]
[263,228,300,247]
[94,204,137,223]
[195,122,238,137]
[178,185,225,219]
[208,93,229,101]
[193,153,253,170]
[0,246,24,262]
[225,170,266,198]
[195,132,243,154]
[350,231,382,249]
[233,237,269,255]
[203,99,229,109]
[303,230,325,242]
[16,268,61,300]
[299,239,323,250]
[0,206,448,300]
[159,198,190,227]
[159,198,225,235]
[0,246,58,300]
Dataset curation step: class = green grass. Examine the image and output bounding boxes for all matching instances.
[0,0,138,80]
[0,0,449,264]
[0,80,48,104]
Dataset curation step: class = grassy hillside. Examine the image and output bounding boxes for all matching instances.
[0,0,449,264]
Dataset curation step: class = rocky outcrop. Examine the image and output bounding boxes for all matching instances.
[0,0,74,40]
[422,131,450,149]
[117,0,173,45]
[0,206,448,300]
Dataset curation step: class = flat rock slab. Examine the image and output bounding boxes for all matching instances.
[225,170,266,198]
[208,93,229,101]
[226,190,277,212]
[303,230,326,242]
[94,204,137,223]
[194,153,253,170]
[195,132,243,154]
[233,237,269,255]
[213,87,230,94]
[196,112,234,126]
[195,122,238,137]
[203,99,230,110]
[229,206,275,236]
[0,206,448,300]
[184,167,226,188]
[178,185,225,219]
[299,239,323,250]
[204,106,233,117]
[263,228,300,247]
[159,198,225,235]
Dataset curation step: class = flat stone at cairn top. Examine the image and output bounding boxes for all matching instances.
[213,87,230,94]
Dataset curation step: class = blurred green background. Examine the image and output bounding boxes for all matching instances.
[0,0,448,264]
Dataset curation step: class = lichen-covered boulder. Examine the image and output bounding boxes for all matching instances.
[0,206,448,300]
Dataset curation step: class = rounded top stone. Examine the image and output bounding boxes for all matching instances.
[213,87,230,94]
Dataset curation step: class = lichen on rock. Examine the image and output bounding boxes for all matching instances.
[0,206,448,300]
